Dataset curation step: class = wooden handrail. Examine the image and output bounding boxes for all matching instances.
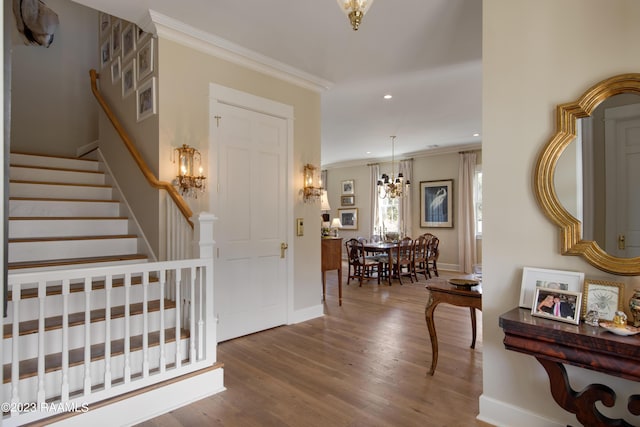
[89,69,193,228]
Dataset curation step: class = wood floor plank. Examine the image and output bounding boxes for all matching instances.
[136,267,489,426]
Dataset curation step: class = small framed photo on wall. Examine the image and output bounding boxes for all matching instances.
[338,208,358,230]
[341,195,355,206]
[136,77,156,122]
[341,180,355,195]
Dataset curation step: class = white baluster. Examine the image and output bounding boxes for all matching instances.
[197,266,204,361]
[83,277,92,396]
[11,284,20,411]
[159,269,166,373]
[124,273,131,383]
[175,269,182,368]
[104,274,112,389]
[37,281,46,405]
[60,279,70,401]
[189,267,196,362]
[142,271,150,377]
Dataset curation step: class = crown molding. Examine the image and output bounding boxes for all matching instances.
[322,142,482,170]
[149,10,332,93]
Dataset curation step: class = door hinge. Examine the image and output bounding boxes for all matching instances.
[217,247,220,258]
[214,115,221,127]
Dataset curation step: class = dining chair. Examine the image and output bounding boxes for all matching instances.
[345,238,382,286]
[426,235,440,278]
[392,237,414,285]
[412,234,430,281]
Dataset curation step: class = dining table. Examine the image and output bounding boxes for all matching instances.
[362,241,398,285]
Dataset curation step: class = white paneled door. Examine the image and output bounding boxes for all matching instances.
[605,102,640,258]
[210,87,291,342]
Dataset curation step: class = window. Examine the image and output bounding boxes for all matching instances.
[377,195,400,235]
[474,168,482,237]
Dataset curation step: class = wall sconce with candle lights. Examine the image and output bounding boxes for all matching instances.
[303,163,323,203]
[173,144,206,198]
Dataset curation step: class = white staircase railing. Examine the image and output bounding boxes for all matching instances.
[3,213,216,427]
[165,195,194,261]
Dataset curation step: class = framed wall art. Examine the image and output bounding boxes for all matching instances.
[100,39,111,69]
[122,59,136,98]
[111,19,122,57]
[341,195,355,206]
[136,77,156,122]
[580,279,625,321]
[341,180,354,195]
[420,180,453,228]
[121,23,136,60]
[532,288,582,325]
[338,208,358,230]
[518,267,584,309]
[137,38,154,81]
[99,12,110,38]
[110,56,121,84]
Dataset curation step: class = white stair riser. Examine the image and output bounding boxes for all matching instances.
[10,219,129,239]
[10,167,105,186]
[7,285,165,321]
[2,339,189,403]
[10,199,120,217]
[10,182,112,200]
[3,309,179,364]
[10,154,100,172]
[9,237,138,263]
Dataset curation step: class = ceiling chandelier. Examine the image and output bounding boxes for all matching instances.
[378,136,409,199]
[336,0,374,31]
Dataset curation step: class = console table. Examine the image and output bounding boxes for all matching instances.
[499,307,640,426]
[321,237,342,305]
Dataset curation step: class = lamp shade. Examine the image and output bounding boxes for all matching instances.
[330,218,343,229]
[320,190,331,211]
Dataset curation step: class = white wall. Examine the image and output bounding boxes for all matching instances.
[481,1,640,426]
[10,0,98,156]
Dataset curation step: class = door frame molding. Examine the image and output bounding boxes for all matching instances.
[208,83,294,325]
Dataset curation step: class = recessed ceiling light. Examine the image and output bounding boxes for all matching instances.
[473,133,480,137]
[366,151,371,155]
[383,94,392,99]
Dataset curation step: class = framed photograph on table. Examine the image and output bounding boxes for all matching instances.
[581,279,624,321]
[338,208,358,230]
[420,180,453,228]
[341,180,354,195]
[532,288,582,325]
[518,267,584,309]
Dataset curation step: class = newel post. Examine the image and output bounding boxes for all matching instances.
[193,212,217,361]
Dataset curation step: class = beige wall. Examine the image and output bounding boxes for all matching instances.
[10,0,98,156]
[157,38,322,313]
[325,150,480,271]
[481,1,640,425]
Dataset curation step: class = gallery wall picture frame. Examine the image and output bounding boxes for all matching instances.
[111,19,122,57]
[100,39,111,69]
[137,38,154,82]
[518,267,584,309]
[420,179,453,228]
[136,77,156,122]
[121,23,136,60]
[137,26,150,42]
[338,208,358,230]
[122,59,136,98]
[99,12,111,38]
[341,180,355,195]
[110,56,121,84]
[341,195,355,206]
[581,279,625,321]
[531,288,582,325]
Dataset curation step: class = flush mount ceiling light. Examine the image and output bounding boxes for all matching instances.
[336,0,374,31]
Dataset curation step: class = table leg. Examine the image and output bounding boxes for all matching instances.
[424,292,439,375]
[469,307,477,349]
[322,271,326,302]
[338,267,342,306]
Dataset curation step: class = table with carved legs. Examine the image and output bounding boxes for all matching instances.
[424,280,482,375]
[500,307,640,427]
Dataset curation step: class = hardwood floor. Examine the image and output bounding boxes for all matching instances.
[138,267,487,427]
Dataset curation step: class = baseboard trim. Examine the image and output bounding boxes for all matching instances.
[289,303,323,325]
[478,394,565,427]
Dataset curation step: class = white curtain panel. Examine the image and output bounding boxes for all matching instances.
[399,159,413,237]
[370,164,380,237]
[458,151,477,273]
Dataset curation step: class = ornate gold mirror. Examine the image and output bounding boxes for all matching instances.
[534,73,640,275]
